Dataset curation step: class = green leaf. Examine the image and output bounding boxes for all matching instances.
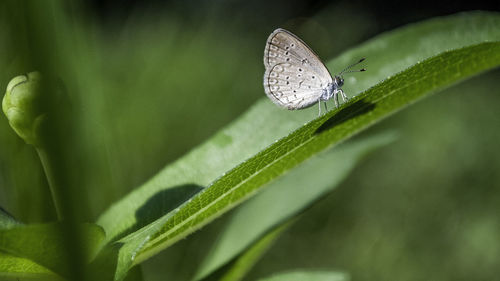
[0,207,20,229]
[216,221,293,281]
[0,208,56,279]
[96,12,500,280]
[194,133,396,281]
[0,223,105,279]
[114,133,394,281]
[255,270,349,281]
[0,251,61,280]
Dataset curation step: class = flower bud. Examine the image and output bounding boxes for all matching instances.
[2,72,46,147]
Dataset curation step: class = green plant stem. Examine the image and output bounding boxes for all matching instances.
[36,148,64,220]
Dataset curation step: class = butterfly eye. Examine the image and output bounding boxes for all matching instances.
[336,77,344,87]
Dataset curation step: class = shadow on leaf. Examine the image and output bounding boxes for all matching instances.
[108,184,204,242]
[134,184,204,231]
[315,99,376,134]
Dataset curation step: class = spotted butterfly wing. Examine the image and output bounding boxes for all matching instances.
[263,28,333,109]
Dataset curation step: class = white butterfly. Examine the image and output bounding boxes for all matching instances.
[263,28,365,116]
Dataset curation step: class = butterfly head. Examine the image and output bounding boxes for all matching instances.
[334,76,344,87]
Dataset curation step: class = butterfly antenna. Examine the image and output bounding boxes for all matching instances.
[342,68,366,74]
[339,58,366,75]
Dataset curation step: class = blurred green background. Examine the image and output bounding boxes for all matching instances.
[0,0,499,280]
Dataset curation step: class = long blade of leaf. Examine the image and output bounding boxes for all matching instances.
[193,132,396,280]
[96,12,500,280]
[216,220,294,281]
[98,13,500,246]
[130,36,500,264]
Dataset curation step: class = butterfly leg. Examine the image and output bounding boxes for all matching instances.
[318,99,322,116]
[324,102,328,113]
[339,89,349,102]
[333,90,339,108]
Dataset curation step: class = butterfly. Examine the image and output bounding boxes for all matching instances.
[263,28,365,116]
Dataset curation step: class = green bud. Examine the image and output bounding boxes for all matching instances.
[2,72,47,147]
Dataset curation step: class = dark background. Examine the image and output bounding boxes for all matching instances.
[86,0,500,33]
